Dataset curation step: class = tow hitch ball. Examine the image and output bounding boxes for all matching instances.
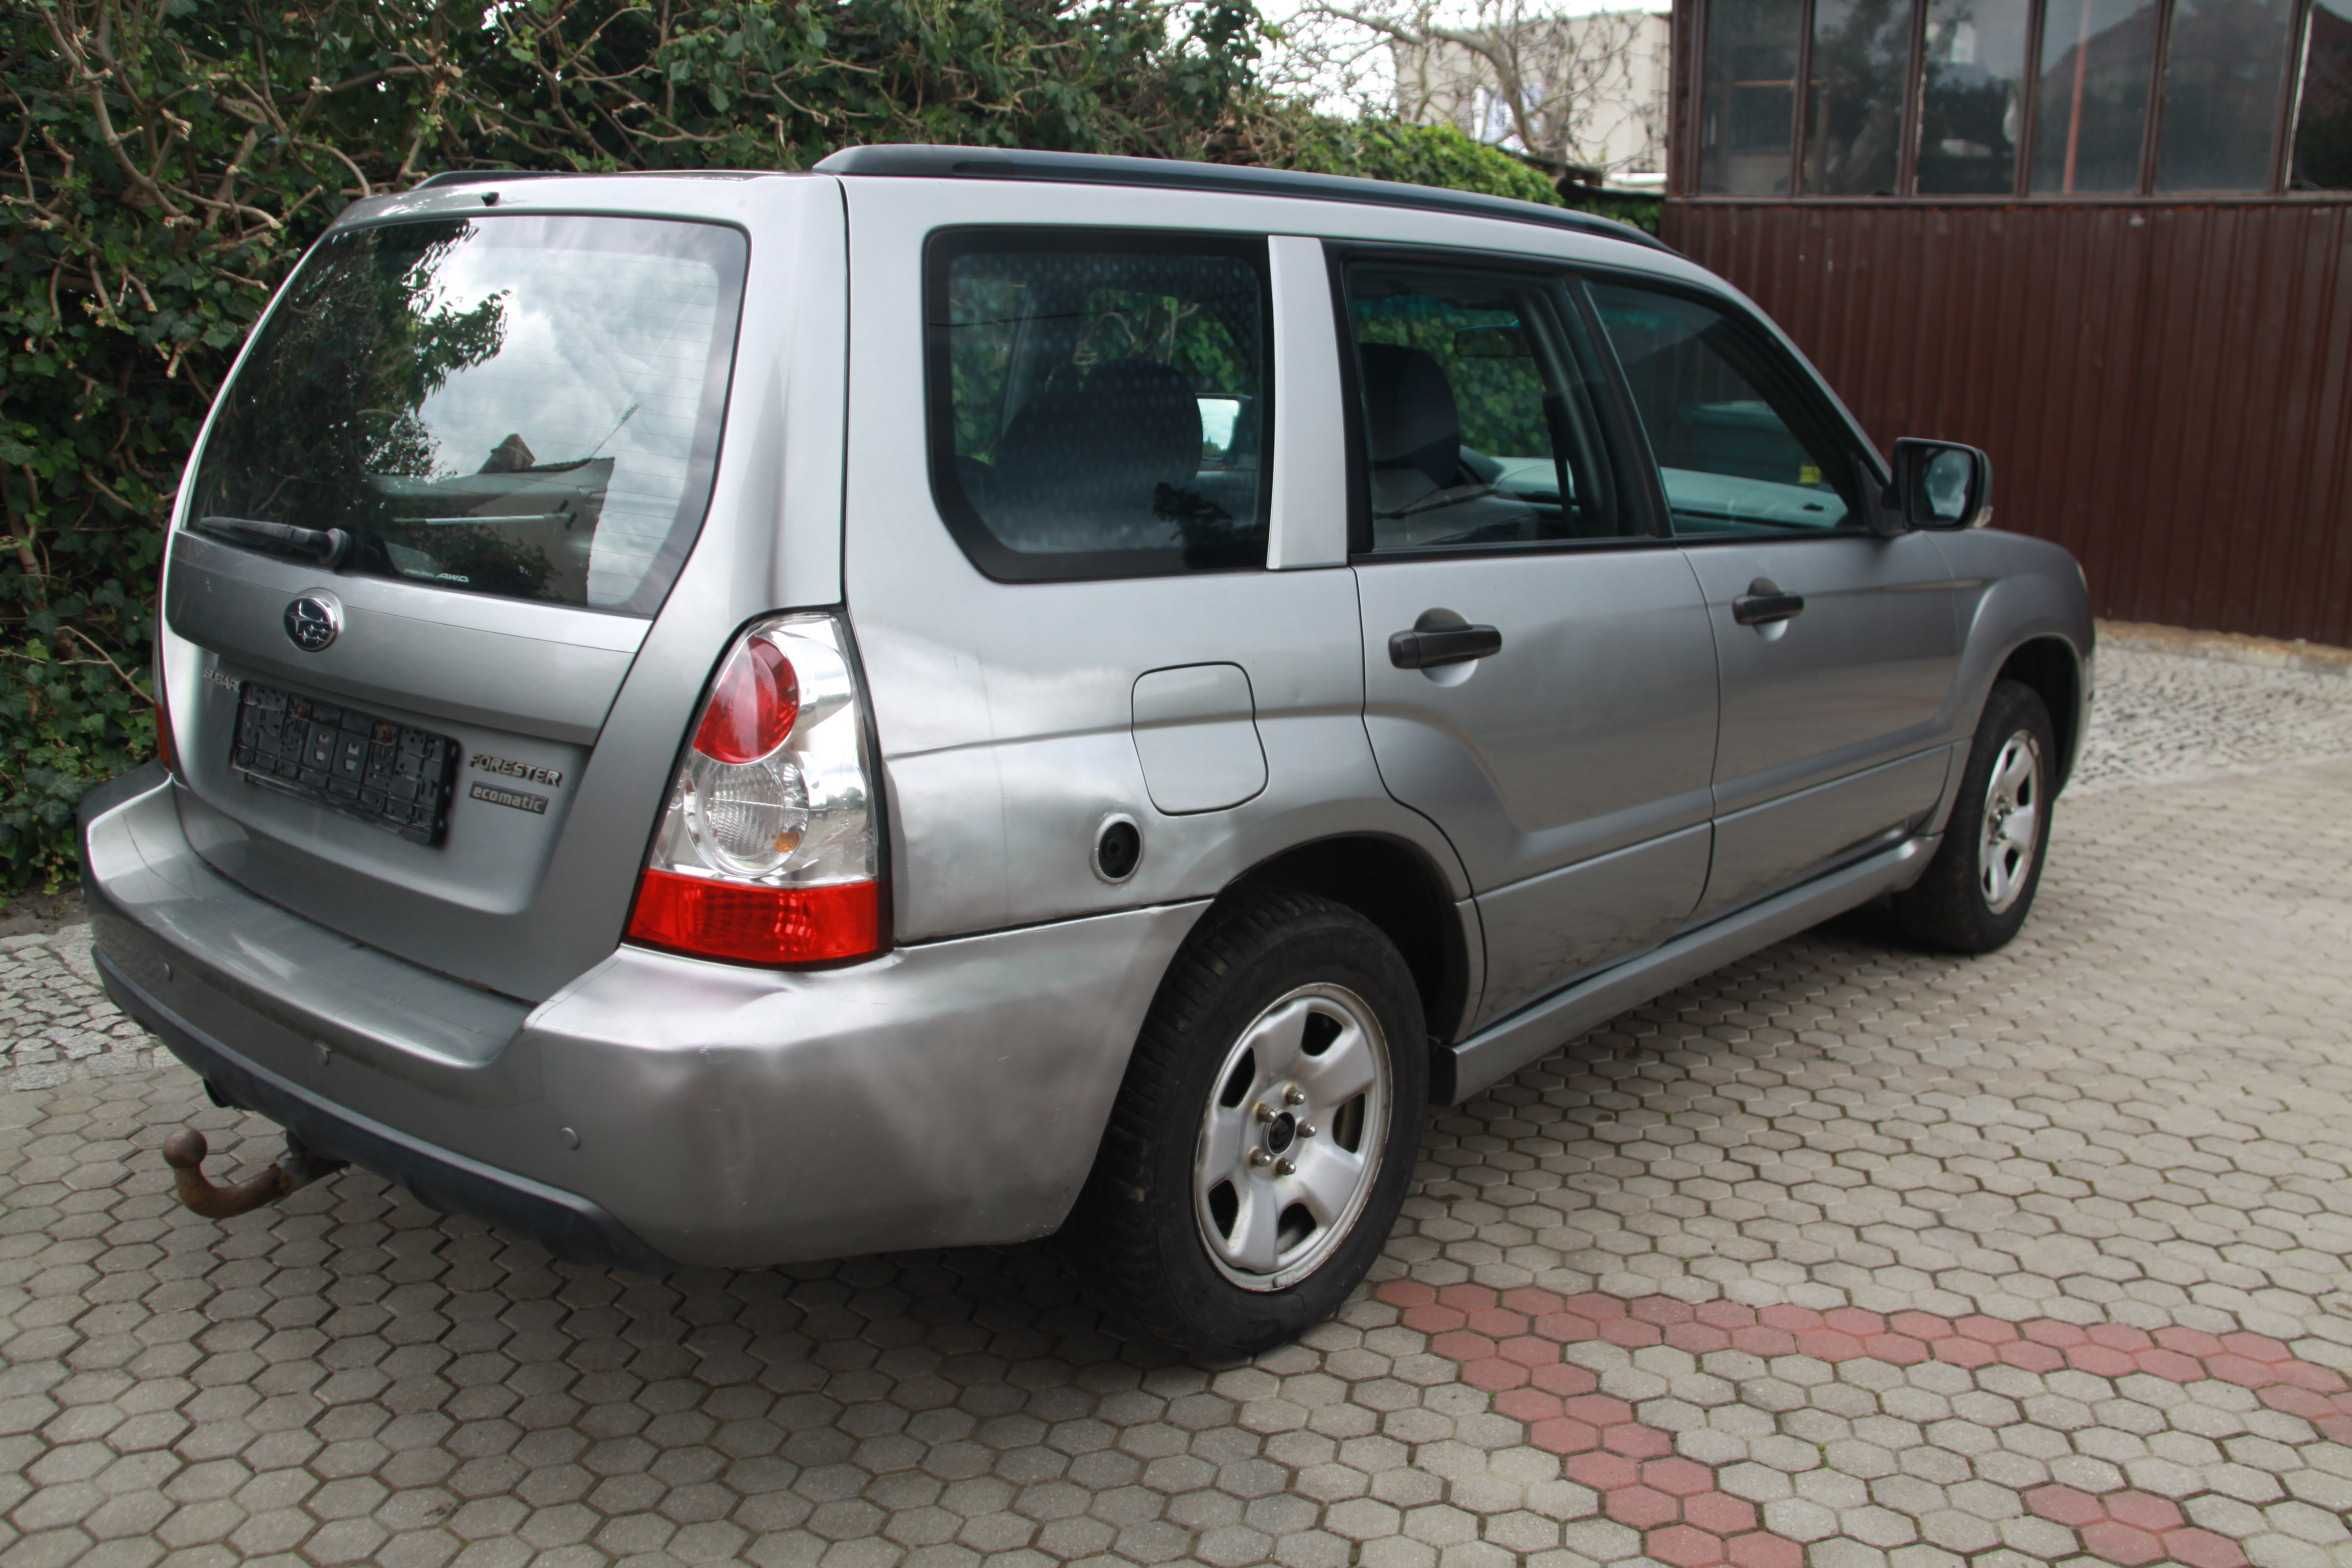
[162,1127,346,1219]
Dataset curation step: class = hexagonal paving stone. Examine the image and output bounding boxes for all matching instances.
[5,642,2352,1566]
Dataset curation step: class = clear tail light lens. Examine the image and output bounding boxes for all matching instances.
[624,613,884,966]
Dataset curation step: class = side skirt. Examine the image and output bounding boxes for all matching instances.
[1439,833,1938,1104]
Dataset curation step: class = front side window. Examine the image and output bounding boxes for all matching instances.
[191,215,746,614]
[1344,264,1631,554]
[927,234,1270,580]
[1587,282,1862,537]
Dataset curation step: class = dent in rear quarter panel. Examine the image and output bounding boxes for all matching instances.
[1922,527,2094,829]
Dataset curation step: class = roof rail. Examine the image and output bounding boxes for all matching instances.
[412,169,570,191]
[812,145,1668,253]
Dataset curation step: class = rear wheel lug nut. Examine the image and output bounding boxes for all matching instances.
[1283,1087,1306,1107]
[1273,1158,1296,1177]
[1247,1148,1271,1168]
[1296,1122,1316,1140]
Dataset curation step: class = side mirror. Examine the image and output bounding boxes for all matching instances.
[1887,438,1992,530]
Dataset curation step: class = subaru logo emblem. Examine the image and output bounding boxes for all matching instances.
[283,593,341,653]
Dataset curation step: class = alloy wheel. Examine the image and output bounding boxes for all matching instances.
[1193,983,1392,1292]
[1979,729,2043,914]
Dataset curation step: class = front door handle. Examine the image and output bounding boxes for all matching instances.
[1733,578,1806,627]
[1389,624,1503,669]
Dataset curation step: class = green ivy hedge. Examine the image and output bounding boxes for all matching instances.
[0,0,1655,896]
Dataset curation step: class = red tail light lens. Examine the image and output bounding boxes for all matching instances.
[625,614,884,968]
[691,638,799,764]
[625,871,880,965]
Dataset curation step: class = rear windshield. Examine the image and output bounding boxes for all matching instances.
[189,214,747,614]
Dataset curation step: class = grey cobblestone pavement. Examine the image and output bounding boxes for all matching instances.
[3,632,2350,1568]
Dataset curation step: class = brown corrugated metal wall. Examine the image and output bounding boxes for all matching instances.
[1662,201,2352,647]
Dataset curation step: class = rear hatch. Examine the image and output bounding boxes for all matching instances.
[157,180,840,1000]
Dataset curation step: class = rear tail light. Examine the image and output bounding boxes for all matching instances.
[624,613,884,966]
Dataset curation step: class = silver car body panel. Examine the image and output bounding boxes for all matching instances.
[86,768,1204,1264]
[1448,830,1941,1102]
[1926,528,2099,820]
[84,160,2096,1267]
[1680,533,1964,920]
[1351,549,1720,1027]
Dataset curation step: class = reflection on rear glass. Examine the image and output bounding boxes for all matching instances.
[189,215,747,614]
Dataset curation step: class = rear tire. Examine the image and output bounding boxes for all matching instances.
[1890,678,2057,954]
[1072,890,1428,1359]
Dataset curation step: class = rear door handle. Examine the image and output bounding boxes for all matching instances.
[1389,624,1503,669]
[1732,579,1806,627]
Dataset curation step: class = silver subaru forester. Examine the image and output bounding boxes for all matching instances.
[81,146,2092,1356]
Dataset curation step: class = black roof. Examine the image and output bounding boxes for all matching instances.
[813,145,1667,252]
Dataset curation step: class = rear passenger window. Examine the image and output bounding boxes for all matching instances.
[1342,263,1632,554]
[927,232,1271,580]
[1586,282,1861,536]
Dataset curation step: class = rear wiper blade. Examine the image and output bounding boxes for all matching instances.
[195,515,351,568]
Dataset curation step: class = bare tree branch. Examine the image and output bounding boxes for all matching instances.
[1278,1,1668,179]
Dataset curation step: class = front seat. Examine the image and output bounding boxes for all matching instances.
[988,358,1203,551]
[1357,344,1464,515]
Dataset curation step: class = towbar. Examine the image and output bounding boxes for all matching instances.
[161,1127,345,1220]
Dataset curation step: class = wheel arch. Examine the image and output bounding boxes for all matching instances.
[1936,529,2095,799]
[1994,636,2084,794]
[1214,834,1480,1057]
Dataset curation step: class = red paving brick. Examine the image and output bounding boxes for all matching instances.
[1647,1523,1728,1566]
[1564,1451,1640,1491]
[2164,1526,2253,1568]
[2068,1343,2137,1378]
[1603,1483,1679,1530]
[1723,1532,1804,1568]
[1601,1421,1674,1458]
[1528,1416,1601,1455]
[1529,1360,1600,1396]
[1492,1387,1562,1424]
[1460,1354,1527,1391]
[2104,1490,2185,1533]
[1642,1457,1714,1497]
[1684,1490,1759,1535]
[2080,1519,2166,1566]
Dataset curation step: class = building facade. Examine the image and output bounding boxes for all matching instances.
[1393,9,1674,183]
[1665,0,2352,644]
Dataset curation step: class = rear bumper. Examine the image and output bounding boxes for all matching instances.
[81,765,1203,1268]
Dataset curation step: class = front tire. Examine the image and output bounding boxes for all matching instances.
[1072,890,1428,1358]
[1890,678,2058,953]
